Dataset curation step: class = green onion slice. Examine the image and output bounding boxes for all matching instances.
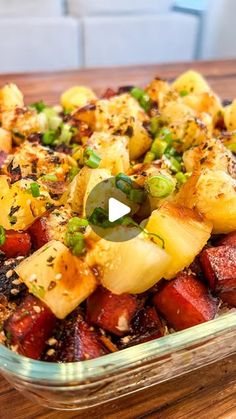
[146,175,175,198]
[30,182,40,198]
[42,130,57,146]
[0,226,6,246]
[115,173,132,195]
[84,148,101,169]
[67,217,89,233]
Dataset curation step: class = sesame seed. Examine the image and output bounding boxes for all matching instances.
[33,306,41,313]
[12,279,21,285]
[62,291,69,296]
[47,337,58,346]
[46,348,55,356]
[6,270,14,279]
[16,256,24,261]
[55,273,62,280]
[10,288,19,295]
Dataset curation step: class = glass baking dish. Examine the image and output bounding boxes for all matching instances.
[0,311,236,411]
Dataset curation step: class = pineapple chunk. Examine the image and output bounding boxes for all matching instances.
[183,138,234,174]
[87,132,129,175]
[0,83,24,111]
[68,167,111,215]
[86,228,171,294]
[0,176,50,230]
[146,203,212,279]
[15,240,97,319]
[95,94,152,160]
[61,86,97,111]
[172,70,210,95]
[177,169,236,234]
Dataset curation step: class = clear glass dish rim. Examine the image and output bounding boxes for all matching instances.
[0,311,236,384]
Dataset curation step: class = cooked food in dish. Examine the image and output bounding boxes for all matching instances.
[0,71,235,362]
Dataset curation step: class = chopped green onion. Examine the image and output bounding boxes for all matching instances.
[146,175,175,198]
[41,174,58,182]
[143,151,156,163]
[65,231,86,256]
[179,90,188,97]
[129,188,146,204]
[0,226,6,246]
[151,138,168,158]
[42,130,57,146]
[158,128,173,145]
[30,100,46,113]
[67,217,89,233]
[130,87,151,112]
[175,172,187,185]
[139,93,152,113]
[84,147,101,169]
[65,218,88,255]
[115,173,132,195]
[58,124,73,145]
[68,166,80,181]
[169,157,181,173]
[30,182,40,198]
[49,115,62,131]
[89,207,112,228]
[130,87,145,100]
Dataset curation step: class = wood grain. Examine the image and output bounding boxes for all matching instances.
[0,59,236,418]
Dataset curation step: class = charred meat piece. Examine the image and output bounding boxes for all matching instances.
[28,217,51,250]
[6,159,22,183]
[56,312,108,362]
[200,246,236,292]
[153,273,218,331]
[4,294,57,360]
[0,230,31,259]
[220,291,236,307]
[216,231,236,247]
[121,307,164,348]
[102,88,117,99]
[86,286,139,336]
[0,258,26,300]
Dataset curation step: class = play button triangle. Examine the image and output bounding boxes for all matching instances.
[108,197,131,223]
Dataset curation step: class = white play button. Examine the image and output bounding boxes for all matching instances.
[108,197,131,223]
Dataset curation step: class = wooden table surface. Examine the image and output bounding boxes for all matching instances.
[0,59,236,419]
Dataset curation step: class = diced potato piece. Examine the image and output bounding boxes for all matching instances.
[87,132,129,175]
[146,203,212,279]
[0,128,12,153]
[95,94,152,160]
[15,240,97,319]
[0,177,50,230]
[86,228,171,294]
[61,86,97,111]
[172,70,210,95]
[0,83,24,111]
[177,169,236,233]
[68,167,111,215]
[224,99,236,131]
